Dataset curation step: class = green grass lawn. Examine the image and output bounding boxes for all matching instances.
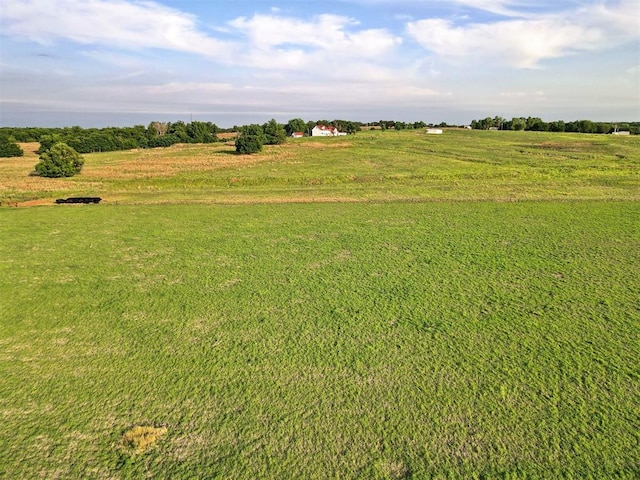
[1,130,639,478]
[1,201,639,478]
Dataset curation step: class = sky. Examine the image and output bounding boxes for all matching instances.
[1,0,638,127]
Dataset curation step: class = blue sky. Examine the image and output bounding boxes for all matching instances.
[1,0,638,127]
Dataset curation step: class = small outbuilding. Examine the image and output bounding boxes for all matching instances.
[291,132,304,138]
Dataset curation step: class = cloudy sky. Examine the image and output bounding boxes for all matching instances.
[1,0,638,127]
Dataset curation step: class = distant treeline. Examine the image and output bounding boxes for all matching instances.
[470,116,639,134]
[0,121,221,154]
[2,116,636,158]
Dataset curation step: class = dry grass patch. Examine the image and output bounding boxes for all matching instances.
[375,459,411,479]
[217,132,239,140]
[18,142,41,156]
[120,426,168,455]
[83,144,273,180]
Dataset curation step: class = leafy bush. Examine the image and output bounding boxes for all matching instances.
[235,124,266,154]
[0,139,23,157]
[34,142,84,178]
[147,134,180,148]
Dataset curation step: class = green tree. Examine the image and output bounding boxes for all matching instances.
[525,117,546,131]
[285,118,306,136]
[263,119,287,145]
[0,136,24,157]
[186,121,218,143]
[34,142,84,177]
[37,134,63,154]
[511,117,526,131]
[306,121,316,136]
[168,121,189,142]
[548,120,566,132]
[235,124,266,154]
[345,121,361,134]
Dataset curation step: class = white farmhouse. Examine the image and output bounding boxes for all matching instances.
[312,125,346,137]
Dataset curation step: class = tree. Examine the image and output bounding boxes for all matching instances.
[186,121,218,143]
[0,137,24,157]
[306,121,316,136]
[285,118,306,136]
[235,124,266,154]
[168,121,189,142]
[148,121,168,138]
[527,117,548,131]
[510,117,526,131]
[34,142,84,177]
[345,121,361,134]
[548,120,566,132]
[263,119,287,145]
[37,134,63,153]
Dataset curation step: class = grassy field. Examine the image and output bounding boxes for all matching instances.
[1,130,639,478]
[1,129,639,205]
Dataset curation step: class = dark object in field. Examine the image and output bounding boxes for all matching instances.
[55,197,102,204]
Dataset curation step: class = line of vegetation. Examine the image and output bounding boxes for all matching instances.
[470,116,639,134]
[0,132,24,157]
[0,121,221,155]
[1,115,636,160]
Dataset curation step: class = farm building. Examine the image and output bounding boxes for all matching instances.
[426,128,443,135]
[291,132,304,138]
[312,125,347,137]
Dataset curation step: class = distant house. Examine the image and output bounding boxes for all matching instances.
[311,125,346,137]
[426,128,443,135]
[291,132,304,138]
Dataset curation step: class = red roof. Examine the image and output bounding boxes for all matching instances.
[315,124,336,132]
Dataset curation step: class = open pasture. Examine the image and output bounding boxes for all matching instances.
[1,201,639,478]
[1,130,639,478]
[1,129,638,205]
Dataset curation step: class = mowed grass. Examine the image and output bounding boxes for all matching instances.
[1,130,639,477]
[1,129,639,205]
[1,201,639,478]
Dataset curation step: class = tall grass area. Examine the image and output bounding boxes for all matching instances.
[1,202,638,478]
[2,129,639,205]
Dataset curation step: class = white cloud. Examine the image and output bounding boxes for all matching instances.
[499,91,545,98]
[1,0,232,57]
[407,18,601,68]
[406,1,639,69]
[229,14,401,59]
[224,13,403,83]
